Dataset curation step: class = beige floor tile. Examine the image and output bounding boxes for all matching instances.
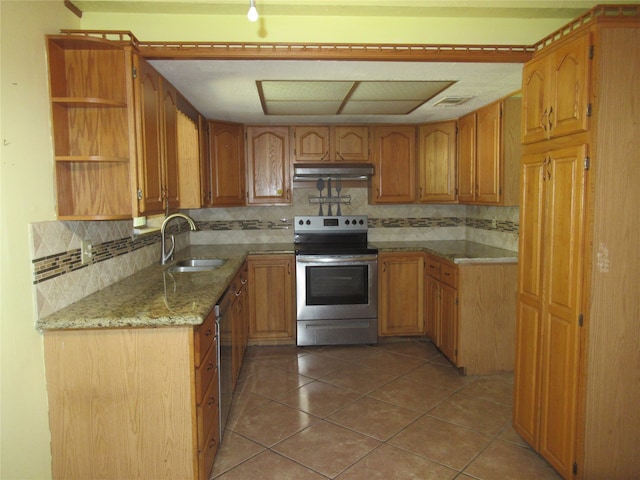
[239,365,314,400]
[368,376,455,413]
[389,415,492,471]
[327,396,422,441]
[275,352,346,379]
[354,349,426,375]
[231,401,317,447]
[336,444,457,480]
[405,362,478,390]
[225,390,271,430]
[378,338,443,360]
[273,420,381,478]
[319,363,397,394]
[278,380,362,418]
[497,426,530,447]
[211,430,265,477]
[457,375,514,406]
[463,439,563,480]
[312,344,377,363]
[214,450,327,480]
[428,393,512,436]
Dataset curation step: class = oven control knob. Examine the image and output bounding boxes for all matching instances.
[306,220,311,225]
[345,219,350,225]
[298,219,304,225]
[359,219,364,225]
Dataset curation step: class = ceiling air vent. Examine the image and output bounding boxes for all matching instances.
[433,96,473,107]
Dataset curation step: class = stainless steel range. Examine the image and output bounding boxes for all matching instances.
[294,215,378,346]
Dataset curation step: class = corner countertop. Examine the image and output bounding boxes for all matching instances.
[373,240,518,264]
[36,240,516,332]
[36,244,294,332]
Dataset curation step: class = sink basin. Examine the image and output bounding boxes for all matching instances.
[167,258,226,273]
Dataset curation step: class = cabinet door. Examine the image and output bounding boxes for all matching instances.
[135,57,164,214]
[456,112,476,203]
[513,152,546,447]
[439,283,458,363]
[208,122,245,206]
[334,126,369,162]
[549,32,591,139]
[424,274,439,342]
[417,121,457,203]
[521,55,549,145]
[475,101,502,204]
[293,126,330,162]
[161,80,180,210]
[246,126,291,205]
[247,255,295,343]
[378,253,424,336]
[537,144,587,477]
[370,126,416,204]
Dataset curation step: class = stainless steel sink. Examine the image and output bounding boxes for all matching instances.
[166,258,226,273]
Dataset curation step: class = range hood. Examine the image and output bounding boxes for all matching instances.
[293,163,374,181]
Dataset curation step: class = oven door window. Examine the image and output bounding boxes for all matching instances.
[305,264,368,305]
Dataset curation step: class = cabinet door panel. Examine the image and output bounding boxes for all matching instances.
[456,113,475,202]
[521,56,549,145]
[424,274,439,342]
[209,122,245,206]
[246,127,291,205]
[334,126,369,162]
[294,126,330,162]
[538,145,586,477]
[418,121,457,203]
[161,81,180,210]
[439,283,457,363]
[135,57,163,214]
[550,32,591,139]
[370,126,416,204]
[475,102,502,204]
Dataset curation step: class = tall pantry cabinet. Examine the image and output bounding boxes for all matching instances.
[513,9,640,480]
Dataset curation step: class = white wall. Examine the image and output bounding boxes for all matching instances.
[0,2,79,479]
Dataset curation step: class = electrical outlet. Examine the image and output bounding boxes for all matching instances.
[81,240,93,265]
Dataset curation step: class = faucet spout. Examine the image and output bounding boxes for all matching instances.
[160,213,198,265]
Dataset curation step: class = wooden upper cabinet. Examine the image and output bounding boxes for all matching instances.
[456,112,476,203]
[134,56,181,215]
[417,121,457,203]
[522,30,591,144]
[475,101,502,204]
[333,126,369,162]
[246,126,291,205]
[207,121,245,207]
[46,35,134,219]
[292,126,330,162]
[369,125,416,204]
[457,97,521,206]
[292,125,369,163]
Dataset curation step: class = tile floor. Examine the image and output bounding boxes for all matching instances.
[211,339,562,480]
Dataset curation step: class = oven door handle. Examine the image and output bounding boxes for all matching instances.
[296,255,378,263]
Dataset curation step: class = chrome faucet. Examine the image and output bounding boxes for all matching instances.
[160,213,198,265]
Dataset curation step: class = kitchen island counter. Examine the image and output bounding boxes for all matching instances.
[36,243,294,331]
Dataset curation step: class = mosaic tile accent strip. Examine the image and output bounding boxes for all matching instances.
[32,216,517,285]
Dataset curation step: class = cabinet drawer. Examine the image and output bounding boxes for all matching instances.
[194,310,217,367]
[425,256,441,280]
[197,368,219,448]
[441,262,458,287]
[198,418,220,480]
[195,337,218,401]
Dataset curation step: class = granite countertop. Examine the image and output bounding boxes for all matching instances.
[373,240,518,264]
[37,240,516,332]
[36,243,294,331]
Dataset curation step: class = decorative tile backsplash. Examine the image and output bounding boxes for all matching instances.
[31,187,519,319]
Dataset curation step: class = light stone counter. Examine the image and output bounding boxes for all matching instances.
[374,240,518,264]
[36,244,294,331]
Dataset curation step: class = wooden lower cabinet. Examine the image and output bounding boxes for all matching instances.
[231,262,249,387]
[378,252,425,336]
[425,253,518,375]
[247,254,296,345]
[44,316,220,480]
